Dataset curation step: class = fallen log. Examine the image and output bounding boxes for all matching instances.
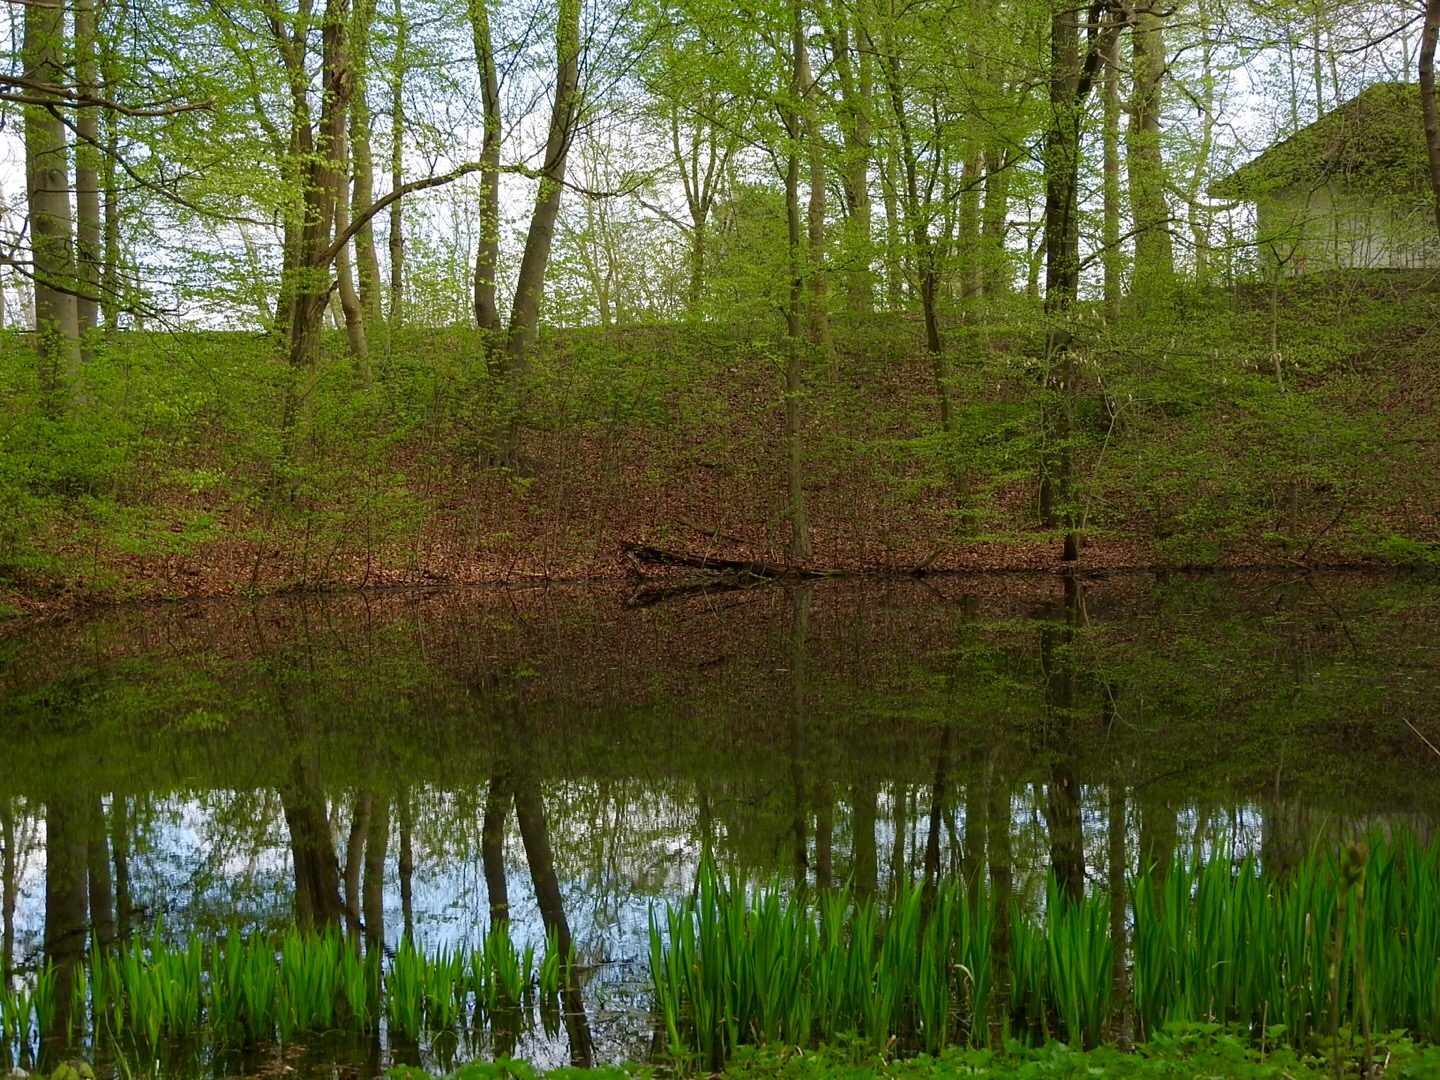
[620,541,820,579]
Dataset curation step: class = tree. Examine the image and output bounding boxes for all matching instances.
[1128,2,1174,298]
[470,0,585,463]
[23,0,82,415]
[1040,0,1123,561]
[1421,0,1440,234]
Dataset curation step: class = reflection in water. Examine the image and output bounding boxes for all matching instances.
[1,572,1439,1072]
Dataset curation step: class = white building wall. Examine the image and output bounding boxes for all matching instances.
[1255,182,1440,272]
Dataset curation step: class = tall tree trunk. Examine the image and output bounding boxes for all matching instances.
[979,150,1012,295]
[1128,7,1172,297]
[496,0,582,462]
[388,0,405,326]
[783,16,813,561]
[795,17,832,362]
[1042,1,1118,561]
[957,151,983,299]
[820,0,873,313]
[669,102,734,316]
[469,0,505,352]
[877,39,962,492]
[287,0,355,372]
[334,119,373,380]
[1421,0,1440,236]
[100,62,121,342]
[1101,29,1122,316]
[880,141,903,306]
[351,0,383,324]
[75,0,102,362]
[24,0,82,415]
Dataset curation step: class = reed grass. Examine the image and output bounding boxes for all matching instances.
[0,916,563,1057]
[650,839,1440,1066]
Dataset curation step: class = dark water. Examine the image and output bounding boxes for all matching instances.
[2,571,1439,1074]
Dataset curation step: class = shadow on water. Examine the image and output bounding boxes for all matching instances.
[1,570,1439,1073]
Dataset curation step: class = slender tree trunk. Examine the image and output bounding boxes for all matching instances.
[878,42,962,489]
[1101,30,1122,315]
[957,151,983,299]
[979,150,1011,295]
[24,0,82,414]
[795,21,832,363]
[821,0,873,313]
[1420,0,1440,236]
[351,0,383,324]
[1042,2,1118,561]
[783,29,813,561]
[469,0,505,353]
[880,141,903,307]
[75,0,102,361]
[388,0,405,326]
[334,120,372,380]
[100,75,120,341]
[497,0,582,462]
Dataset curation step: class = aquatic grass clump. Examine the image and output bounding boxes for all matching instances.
[649,864,1005,1067]
[0,963,52,1063]
[651,839,1440,1068]
[14,917,563,1052]
[1131,837,1440,1052]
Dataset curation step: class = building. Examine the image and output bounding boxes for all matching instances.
[1212,83,1440,273]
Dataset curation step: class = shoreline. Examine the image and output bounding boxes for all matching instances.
[1,543,1417,632]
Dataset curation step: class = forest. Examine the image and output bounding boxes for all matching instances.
[0,0,1438,617]
[7,3,1440,1074]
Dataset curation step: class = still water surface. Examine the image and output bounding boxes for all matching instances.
[1,572,1438,1074]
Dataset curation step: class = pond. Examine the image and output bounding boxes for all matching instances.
[1,571,1438,1076]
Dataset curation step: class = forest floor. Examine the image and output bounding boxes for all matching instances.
[4,275,1439,626]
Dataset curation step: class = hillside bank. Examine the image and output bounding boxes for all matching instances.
[2,274,1437,625]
